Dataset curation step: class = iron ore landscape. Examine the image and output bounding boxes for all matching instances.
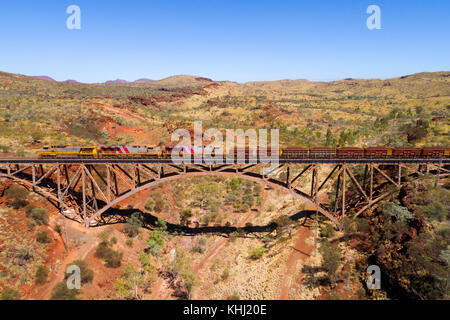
[0,70,448,301]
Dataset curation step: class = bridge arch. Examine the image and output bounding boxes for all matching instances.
[85,171,340,227]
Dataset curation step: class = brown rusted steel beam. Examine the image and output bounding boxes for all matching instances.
[82,167,87,221]
[289,165,311,185]
[369,164,374,203]
[355,192,391,217]
[139,164,160,180]
[318,165,339,192]
[373,165,399,188]
[310,166,317,197]
[113,164,134,181]
[290,166,314,190]
[89,165,109,187]
[107,165,111,202]
[10,165,33,177]
[342,165,346,218]
[61,166,82,198]
[109,165,134,189]
[83,166,108,203]
[345,166,369,201]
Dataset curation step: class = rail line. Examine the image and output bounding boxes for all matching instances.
[0,158,448,164]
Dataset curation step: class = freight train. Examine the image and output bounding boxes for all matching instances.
[37,145,450,160]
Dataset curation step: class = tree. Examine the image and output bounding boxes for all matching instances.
[170,249,199,299]
[325,128,336,147]
[155,217,167,232]
[382,202,414,223]
[113,279,131,300]
[181,270,198,299]
[119,263,145,300]
[125,212,142,237]
[147,230,165,257]
[138,252,158,293]
[180,209,193,227]
[319,240,341,285]
[243,194,255,208]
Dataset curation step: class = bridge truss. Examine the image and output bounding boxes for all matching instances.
[0,159,448,228]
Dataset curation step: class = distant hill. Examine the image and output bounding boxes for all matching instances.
[134,78,154,82]
[105,79,129,84]
[32,75,56,81]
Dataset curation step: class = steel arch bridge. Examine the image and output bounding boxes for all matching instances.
[0,158,448,229]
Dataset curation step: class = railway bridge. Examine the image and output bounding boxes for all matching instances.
[0,158,448,229]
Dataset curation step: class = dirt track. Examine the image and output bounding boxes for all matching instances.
[279,227,314,299]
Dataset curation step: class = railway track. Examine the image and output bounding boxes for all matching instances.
[0,158,448,164]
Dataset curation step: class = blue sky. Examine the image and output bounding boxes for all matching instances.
[0,0,448,83]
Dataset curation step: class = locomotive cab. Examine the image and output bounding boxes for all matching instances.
[79,146,97,159]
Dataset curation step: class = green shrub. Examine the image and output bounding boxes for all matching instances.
[180,209,193,226]
[94,240,123,268]
[35,265,48,285]
[320,223,336,238]
[50,282,79,300]
[248,247,265,260]
[382,202,414,223]
[95,240,111,259]
[154,199,164,213]
[124,212,142,237]
[144,198,154,211]
[0,145,10,153]
[5,187,29,208]
[125,239,133,247]
[422,202,446,221]
[104,250,123,268]
[319,240,341,283]
[110,236,118,245]
[0,288,21,300]
[147,230,165,257]
[36,231,52,244]
[65,260,94,284]
[221,268,230,281]
[27,208,49,225]
[226,292,240,300]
